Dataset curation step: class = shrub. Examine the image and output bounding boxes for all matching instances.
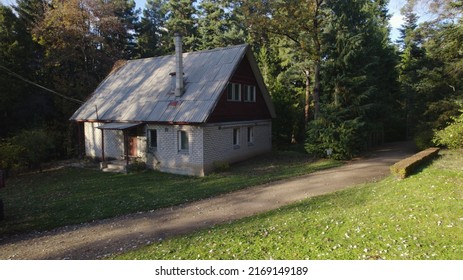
[414,129,434,150]
[127,160,147,173]
[12,129,56,169]
[0,129,56,172]
[212,161,230,173]
[0,141,26,171]
[432,111,463,149]
[305,110,365,160]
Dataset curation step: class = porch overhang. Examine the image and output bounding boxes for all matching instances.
[96,122,141,163]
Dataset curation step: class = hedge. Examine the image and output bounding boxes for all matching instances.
[390,147,440,179]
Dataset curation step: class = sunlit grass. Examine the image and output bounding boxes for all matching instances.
[0,151,341,236]
[114,150,463,260]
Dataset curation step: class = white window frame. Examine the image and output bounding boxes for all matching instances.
[227,82,241,102]
[244,85,256,102]
[247,127,254,145]
[178,130,189,153]
[148,129,157,150]
[233,128,240,148]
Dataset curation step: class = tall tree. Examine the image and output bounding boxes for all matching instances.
[397,3,425,139]
[243,0,326,121]
[164,0,198,51]
[14,0,47,31]
[33,0,137,101]
[0,4,51,137]
[197,0,227,49]
[305,0,401,158]
[196,0,247,49]
[137,0,168,58]
[399,0,463,148]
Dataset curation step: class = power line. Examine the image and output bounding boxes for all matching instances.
[0,65,84,104]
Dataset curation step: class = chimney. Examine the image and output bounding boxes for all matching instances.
[174,33,184,97]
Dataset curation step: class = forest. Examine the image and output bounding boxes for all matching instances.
[0,0,462,171]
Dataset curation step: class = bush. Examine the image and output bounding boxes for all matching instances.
[0,128,56,172]
[212,161,230,173]
[0,141,25,171]
[414,129,434,150]
[432,111,463,149]
[305,109,365,160]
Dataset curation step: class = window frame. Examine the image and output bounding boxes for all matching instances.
[247,127,254,145]
[178,130,189,153]
[227,82,241,102]
[233,128,240,148]
[244,85,256,102]
[148,129,158,150]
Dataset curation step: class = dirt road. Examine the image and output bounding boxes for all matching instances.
[0,142,415,259]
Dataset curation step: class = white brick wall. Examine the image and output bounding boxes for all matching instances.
[146,124,204,176]
[203,120,272,173]
[84,122,123,159]
[85,120,272,176]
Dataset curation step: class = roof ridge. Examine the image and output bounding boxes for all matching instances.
[129,44,249,63]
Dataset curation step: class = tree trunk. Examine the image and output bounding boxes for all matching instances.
[313,62,321,120]
[304,69,311,129]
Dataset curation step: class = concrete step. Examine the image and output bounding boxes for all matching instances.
[101,161,127,173]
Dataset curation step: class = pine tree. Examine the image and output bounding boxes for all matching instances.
[0,4,50,137]
[305,0,401,158]
[164,0,199,51]
[398,3,425,139]
[196,0,247,50]
[137,0,168,58]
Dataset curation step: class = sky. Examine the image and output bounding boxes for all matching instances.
[1,0,407,41]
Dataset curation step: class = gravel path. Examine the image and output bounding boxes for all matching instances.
[0,142,415,260]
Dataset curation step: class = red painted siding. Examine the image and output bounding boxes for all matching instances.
[207,57,272,123]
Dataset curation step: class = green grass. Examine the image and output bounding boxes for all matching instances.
[0,151,341,236]
[114,150,463,260]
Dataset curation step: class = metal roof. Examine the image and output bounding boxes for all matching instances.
[70,44,275,123]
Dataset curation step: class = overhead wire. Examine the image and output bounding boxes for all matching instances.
[0,65,84,104]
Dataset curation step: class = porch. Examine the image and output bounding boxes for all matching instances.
[96,122,144,172]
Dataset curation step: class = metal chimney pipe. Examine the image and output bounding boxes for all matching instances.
[174,33,184,97]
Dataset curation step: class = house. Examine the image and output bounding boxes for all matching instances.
[70,35,275,176]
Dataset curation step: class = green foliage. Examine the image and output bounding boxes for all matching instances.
[0,142,25,171]
[305,107,365,160]
[212,161,230,173]
[164,0,199,51]
[414,129,434,150]
[136,0,168,58]
[433,111,463,149]
[0,129,56,171]
[398,2,463,142]
[127,160,147,173]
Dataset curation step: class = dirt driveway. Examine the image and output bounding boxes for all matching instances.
[0,142,415,260]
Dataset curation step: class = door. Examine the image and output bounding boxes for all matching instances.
[128,136,138,157]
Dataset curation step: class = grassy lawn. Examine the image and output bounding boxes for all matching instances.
[114,150,463,260]
[0,151,340,236]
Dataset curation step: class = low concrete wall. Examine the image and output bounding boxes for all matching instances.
[390,147,440,179]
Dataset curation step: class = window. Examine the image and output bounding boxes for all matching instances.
[233,128,240,148]
[178,130,189,152]
[148,129,157,149]
[247,127,254,145]
[227,82,241,101]
[244,85,256,102]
